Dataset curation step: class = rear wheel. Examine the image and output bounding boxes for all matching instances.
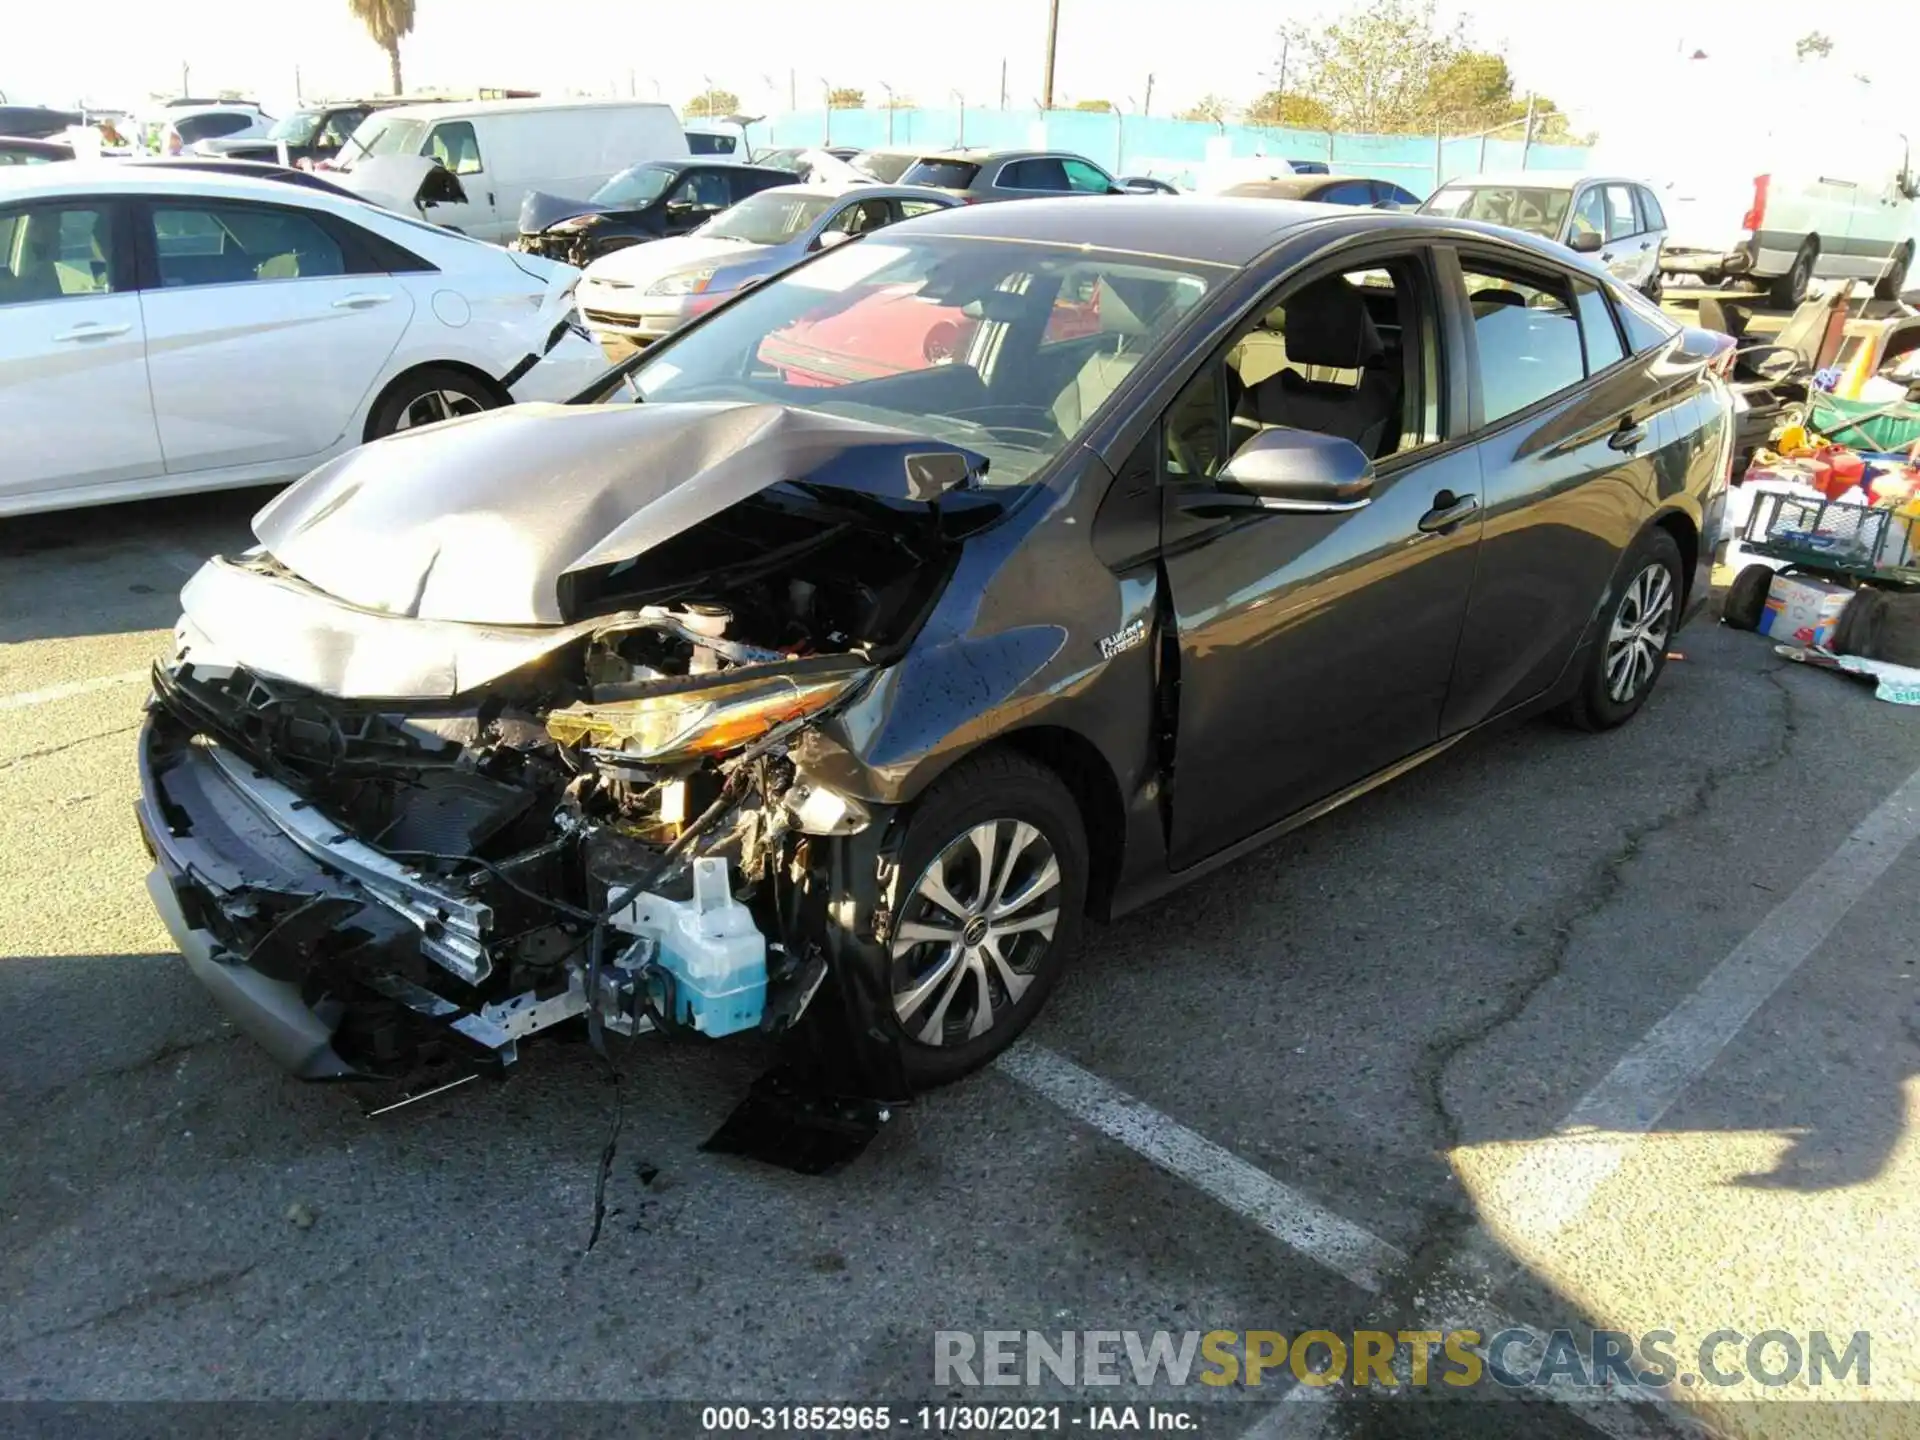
[1557,530,1684,731]
[884,751,1086,1088]
[1769,238,1818,308]
[367,367,496,440]
[1722,563,1774,631]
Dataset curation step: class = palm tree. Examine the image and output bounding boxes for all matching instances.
[348,0,415,94]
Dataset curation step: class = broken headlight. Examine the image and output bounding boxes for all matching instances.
[545,665,867,762]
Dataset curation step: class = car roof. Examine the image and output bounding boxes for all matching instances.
[1439,170,1643,191]
[915,148,1069,166]
[0,160,349,207]
[750,181,958,203]
[162,104,263,122]
[1226,174,1386,198]
[373,97,677,121]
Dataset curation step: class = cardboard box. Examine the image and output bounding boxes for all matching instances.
[1758,575,1854,648]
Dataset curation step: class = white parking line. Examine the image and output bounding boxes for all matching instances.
[0,668,149,713]
[996,1044,1405,1294]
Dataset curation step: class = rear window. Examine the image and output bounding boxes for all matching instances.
[858,152,919,183]
[177,113,253,143]
[901,159,981,190]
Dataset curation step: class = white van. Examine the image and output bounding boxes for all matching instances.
[1655,120,1920,305]
[330,99,687,244]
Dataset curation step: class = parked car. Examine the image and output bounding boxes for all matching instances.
[0,106,84,140]
[159,105,274,157]
[898,148,1125,202]
[0,164,607,518]
[0,136,74,166]
[575,181,959,344]
[1286,158,1331,175]
[515,160,795,267]
[1422,171,1668,297]
[1117,175,1181,195]
[193,100,393,166]
[136,196,1733,1092]
[330,99,688,244]
[1224,174,1421,209]
[853,148,930,184]
[1654,127,1920,304]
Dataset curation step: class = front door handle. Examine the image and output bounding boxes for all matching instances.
[52,322,131,342]
[1417,490,1479,533]
[1609,420,1649,452]
[332,293,392,309]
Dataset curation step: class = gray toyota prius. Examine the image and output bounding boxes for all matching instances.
[138,197,1734,1102]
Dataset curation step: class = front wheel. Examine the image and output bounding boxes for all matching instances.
[1556,530,1684,731]
[884,751,1086,1088]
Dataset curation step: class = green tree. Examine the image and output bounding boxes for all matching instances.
[1795,30,1834,59]
[827,87,866,109]
[683,88,740,120]
[1425,50,1513,128]
[1179,94,1233,129]
[347,0,414,95]
[1243,90,1333,129]
[1073,98,1113,112]
[1283,0,1464,133]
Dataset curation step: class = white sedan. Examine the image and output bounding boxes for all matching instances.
[0,164,609,518]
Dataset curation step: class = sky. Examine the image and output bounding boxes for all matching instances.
[7,0,1918,138]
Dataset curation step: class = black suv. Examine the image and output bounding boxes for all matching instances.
[515,161,794,266]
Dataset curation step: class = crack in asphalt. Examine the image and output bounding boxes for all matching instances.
[3,1029,240,1104]
[0,721,142,773]
[1,1262,259,1354]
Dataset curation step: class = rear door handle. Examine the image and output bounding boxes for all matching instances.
[332,293,393,310]
[1417,491,1479,533]
[1610,421,1649,451]
[52,322,131,342]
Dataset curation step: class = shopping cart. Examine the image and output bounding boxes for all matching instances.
[1722,490,1920,632]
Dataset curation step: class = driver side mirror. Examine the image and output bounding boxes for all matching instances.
[1569,230,1603,254]
[1212,428,1374,512]
[813,228,854,251]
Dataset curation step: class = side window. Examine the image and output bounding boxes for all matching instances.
[1574,281,1626,372]
[1061,159,1113,194]
[1223,256,1437,461]
[1638,187,1666,231]
[1001,158,1068,191]
[1461,264,1585,423]
[180,113,252,144]
[898,198,948,219]
[726,170,777,203]
[1319,181,1373,205]
[668,171,731,213]
[318,110,365,147]
[1604,184,1639,240]
[424,121,483,175]
[151,204,346,287]
[0,205,114,305]
[1613,284,1679,355]
[1570,187,1607,243]
[1163,363,1227,480]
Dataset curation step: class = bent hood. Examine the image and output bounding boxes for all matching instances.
[519,189,614,235]
[251,401,992,627]
[333,155,466,213]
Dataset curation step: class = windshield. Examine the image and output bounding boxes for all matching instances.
[858,152,919,183]
[267,111,322,145]
[591,163,678,207]
[699,192,836,245]
[630,236,1221,487]
[338,114,426,167]
[1423,184,1571,238]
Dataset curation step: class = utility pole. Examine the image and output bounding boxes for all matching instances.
[1521,91,1536,169]
[180,62,189,98]
[820,78,832,144]
[789,70,797,112]
[882,81,895,143]
[1275,35,1289,111]
[294,64,303,104]
[1041,0,1060,110]
[1000,59,1008,109]
[952,89,966,145]
[1142,72,1153,117]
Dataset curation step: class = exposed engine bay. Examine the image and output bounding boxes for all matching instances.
[138,402,1000,1108]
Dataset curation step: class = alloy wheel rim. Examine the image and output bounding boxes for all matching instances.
[890,819,1061,1046]
[1605,563,1675,703]
[394,388,486,432]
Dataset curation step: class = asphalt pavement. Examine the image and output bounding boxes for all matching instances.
[2,487,1916,1438]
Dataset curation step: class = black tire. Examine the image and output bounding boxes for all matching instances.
[1875,242,1913,303]
[1556,529,1685,732]
[882,749,1087,1088]
[1768,239,1817,308]
[366,366,497,441]
[1722,563,1775,631]
[1830,587,1886,659]
[1641,267,1664,304]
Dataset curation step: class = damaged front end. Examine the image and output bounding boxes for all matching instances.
[137,402,995,1091]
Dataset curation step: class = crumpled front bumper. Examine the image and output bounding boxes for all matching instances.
[136,711,497,1080]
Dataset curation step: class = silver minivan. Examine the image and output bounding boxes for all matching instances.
[1421,171,1668,298]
